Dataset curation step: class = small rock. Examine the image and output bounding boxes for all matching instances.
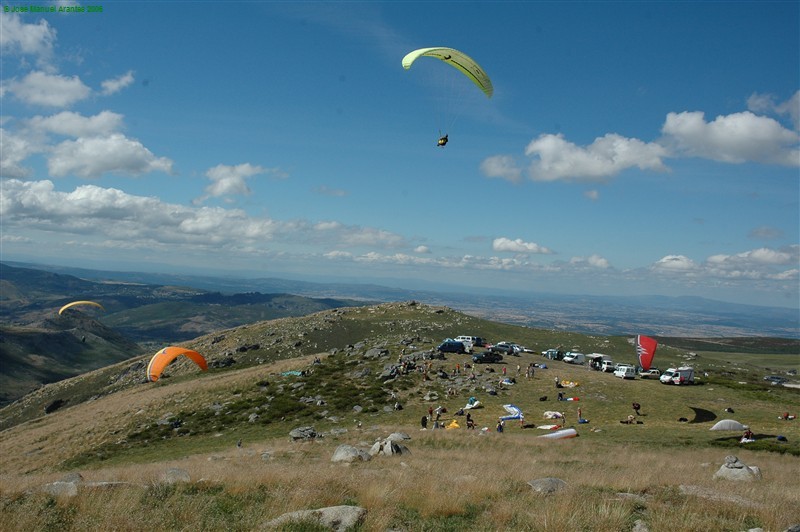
[163,468,191,484]
[42,481,78,498]
[527,477,566,494]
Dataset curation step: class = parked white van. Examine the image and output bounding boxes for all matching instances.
[614,365,637,379]
[563,352,586,365]
[660,367,695,385]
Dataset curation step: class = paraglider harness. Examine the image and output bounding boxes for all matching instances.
[437,134,448,147]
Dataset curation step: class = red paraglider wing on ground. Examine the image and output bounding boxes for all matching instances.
[636,335,658,371]
[146,346,208,382]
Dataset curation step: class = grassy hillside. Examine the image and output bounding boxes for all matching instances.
[1,302,798,530]
[0,264,367,406]
[0,312,144,406]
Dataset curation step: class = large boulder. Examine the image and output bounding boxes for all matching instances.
[263,505,367,531]
[712,455,762,481]
[289,426,318,441]
[369,439,409,457]
[386,432,411,443]
[331,445,372,463]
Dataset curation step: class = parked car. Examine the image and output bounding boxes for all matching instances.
[639,368,661,379]
[473,351,503,364]
[454,336,475,351]
[542,349,564,360]
[639,369,661,379]
[437,340,467,354]
[601,360,616,373]
[764,375,788,384]
[456,336,486,348]
[490,342,518,355]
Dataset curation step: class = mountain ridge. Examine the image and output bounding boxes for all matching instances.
[5,260,798,338]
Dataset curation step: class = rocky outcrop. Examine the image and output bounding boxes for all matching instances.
[331,444,372,463]
[712,455,762,481]
[262,505,367,531]
[289,426,318,441]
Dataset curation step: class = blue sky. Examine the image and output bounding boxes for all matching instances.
[1,1,798,309]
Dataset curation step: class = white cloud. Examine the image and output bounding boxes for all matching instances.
[748,90,800,130]
[101,71,135,95]
[570,254,611,269]
[479,155,522,183]
[748,225,783,240]
[202,163,265,199]
[584,189,599,201]
[0,127,37,178]
[649,247,799,283]
[5,71,91,107]
[524,133,669,182]
[662,111,799,166]
[48,134,174,178]
[482,97,800,186]
[28,110,124,137]
[708,246,797,267]
[0,13,56,67]
[325,226,406,248]
[324,250,353,260]
[414,245,431,254]
[493,237,552,255]
[314,185,347,197]
[0,179,409,252]
[651,255,698,272]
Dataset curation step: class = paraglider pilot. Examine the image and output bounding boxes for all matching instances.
[437,134,448,147]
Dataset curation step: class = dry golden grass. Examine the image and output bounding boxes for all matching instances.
[3,426,800,531]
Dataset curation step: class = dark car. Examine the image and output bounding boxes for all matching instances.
[473,351,503,364]
[490,343,516,355]
[437,340,467,354]
[764,375,788,384]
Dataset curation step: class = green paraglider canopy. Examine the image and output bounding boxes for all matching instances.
[402,47,493,98]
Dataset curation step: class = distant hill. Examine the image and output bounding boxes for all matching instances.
[0,312,143,406]
[0,262,367,343]
[8,261,797,338]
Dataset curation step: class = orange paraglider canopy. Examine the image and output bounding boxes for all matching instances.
[58,300,104,315]
[146,346,208,382]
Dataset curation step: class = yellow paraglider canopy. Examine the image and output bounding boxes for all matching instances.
[147,346,208,382]
[58,300,105,315]
[402,47,493,98]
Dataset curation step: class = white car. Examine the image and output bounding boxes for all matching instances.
[639,369,661,379]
